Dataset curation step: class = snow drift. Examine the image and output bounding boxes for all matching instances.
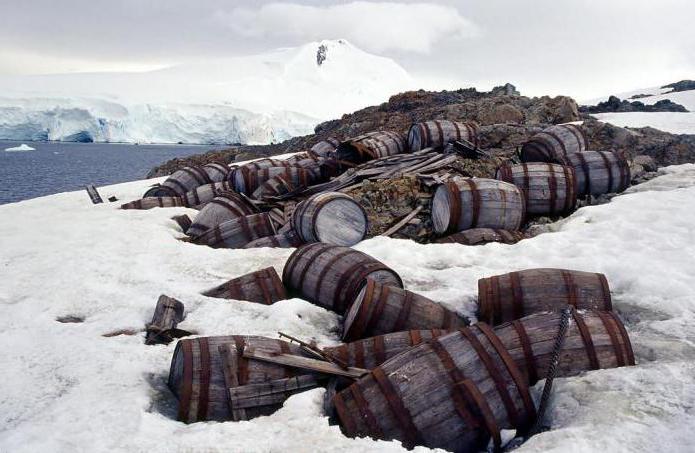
[1,164,694,452]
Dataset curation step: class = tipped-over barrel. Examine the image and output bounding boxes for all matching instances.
[337,131,407,164]
[243,231,303,249]
[192,213,276,249]
[181,181,236,209]
[231,166,312,195]
[435,228,524,245]
[520,124,589,163]
[562,151,631,196]
[431,178,525,234]
[291,192,368,246]
[309,137,340,158]
[282,243,403,314]
[407,120,479,152]
[496,162,577,214]
[478,268,613,325]
[143,166,212,198]
[120,196,185,210]
[202,267,287,304]
[187,191,255,238]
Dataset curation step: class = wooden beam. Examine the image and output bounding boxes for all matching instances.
[218,344,249,421]
[85,184,103,204]
[381,205,424,237]
[243,348,368,379]
[229,375,323,409]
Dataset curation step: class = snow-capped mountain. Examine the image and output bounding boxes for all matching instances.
[0,40,416,144]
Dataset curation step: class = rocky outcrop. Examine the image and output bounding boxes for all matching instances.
[661,80,695,93]
[580,95,688,113]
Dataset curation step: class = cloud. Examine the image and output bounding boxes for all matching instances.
[217,2,480,54]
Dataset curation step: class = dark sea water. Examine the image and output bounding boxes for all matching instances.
[0,141,219,205]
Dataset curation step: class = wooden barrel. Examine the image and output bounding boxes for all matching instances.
[186,191,255,238]
[201,162,230,182]
[324,330,450,370]
[336,131,407,164]
[251,171,310,199]
[290,192,368,246]
[435,228,524,245]
[494,310,635,385]
[309,137,340,158]
[282,243,403,314]
[181,181,236,209]
[168,335,308,423]
[288,158,325,181]
[342,279,467,341]
[332,324,536,451]
[243,230,304,249]
[407,120,479,152]
[193,213,276,249]
[431,178,525,234]
[520,124,589,163]
[172,214,193,233]
[202,267,287,304]
[231,166,312,195]
[120,196,185,210]
[562,151,631,196]
[496,163,577,214]
[235,158,290,172]
[143,166,212,197]
[478,268,613,325]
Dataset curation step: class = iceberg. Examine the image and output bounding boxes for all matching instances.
[4,143,35,152]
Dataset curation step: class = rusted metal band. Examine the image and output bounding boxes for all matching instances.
[212,226,223,247]
[335,262,402,314]
[409,330,423,345]
[349,279,377,340]
[283,243,324,294]
[364,284,391,335]
[452,120,462,141]
[442,308,455,329]
[350,384,383,437]
[543,130,569,160]
[209,198,245,218]
[313,248,355,308]
[373,335,386,366]
[332,393,358,437]
[256,272,273,304]
[597,151,615,192]
[238,216,253,242]
[371,368,420,448]
[182,166,212,186]
[548,163,559,214]
[564,124,585,151]
[527,136,555,162]
[521,163,530,191]
[574,152,592,195]
[463,122,478,146]
[177,340,193,422]
[497,164,513,183]
[447,182,462,233]
[596,273,613,311]
[491,276,502,325]
[392,289,413,332]
[608,312,636,366]
[475,324,537,426]
[423,122,433,149]
[459,327,521,426]
[560,165,576,212]
[464,179,481,228]
[595,311,626,367]
[510,272,524,321]
[561,271,578,308]
[166,178,192,196]
[434,120,445,147]
[458,379,502,450]
[196,337,211,422]
[512,320,539,384]
[477,278,491,325]
[234,337,249,385]
[353,339,366,369]
[268,268,286,300]
[571,310,600,370]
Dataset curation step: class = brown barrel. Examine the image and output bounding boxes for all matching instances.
[494,310,635,386]
[231,166,312,195]
[309,137,340,158]
[120,196,185,210]
[333,324,536,451]
[251,171,308,199]
[290,192,368,246]
[562,151,631,196]
[143,166,212,197]
[478,268,613,325]
[520,124,589,163]
[324,330,450,370]
[496,162,577,214]
[201,162,230,182]
[342,279,467,341]
[168,335,307,423]
[171,214,193,233]
[181,181,236,209]
[336,131,407,164]
[282,243,403,314]
[431,178,525,234]
[236,158,291,172]
[243,230,304,249]
[202,267,287,304]
[186,191,255,238]
[436,228,524,245]
[193,213,276,249]
[407,120,479,152]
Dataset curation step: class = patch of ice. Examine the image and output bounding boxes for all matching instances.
[4,143,35,152]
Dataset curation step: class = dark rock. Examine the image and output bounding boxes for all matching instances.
[661,80,695,93]
[580,95,688,113]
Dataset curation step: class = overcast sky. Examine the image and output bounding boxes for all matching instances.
[1,0,693,100]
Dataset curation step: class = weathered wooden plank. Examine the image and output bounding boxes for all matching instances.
[229,375,323,409]
[145,295,188,345]
[380,205,423,237]
[85,184,104,204]
[243,349,369,379]
[219,343,248,421]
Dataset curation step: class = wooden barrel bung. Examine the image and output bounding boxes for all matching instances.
[496,162,577,214]
[282,243,403,314]
[193,213,276,249]
[562,150,631,197]
[342,279,467,341]
[431,178,525,235]
[187,191,255,238]
[435,228,524,245]
[520,124,589,163]
[202,267,287,304]
[291,192,368,246]
[407,120,479,152]
[494,310,635,385]
[332,324,536,451]
[478,268,613,325]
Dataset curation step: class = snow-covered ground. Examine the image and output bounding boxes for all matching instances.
[1,162,695,452]
[0,40,416,144]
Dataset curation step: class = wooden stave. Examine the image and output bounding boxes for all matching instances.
[495,162,577,215]
[290,192,368,246]
[493,310,635,386]
[337,131,408,164]
[407,120,479,152]
[431,178,526,235]
[282,243,403,314]
[435,228,524,245]
[520,124,589,163]
[201,267,287,304]
[120,196,185,210]
[243,230,304,249]
[477,268,613,326]
[333,324,536,451]
[181,181,236,209]
[342,279,467,341]
[562,151,631,196]
[168,335,308,423]
[193,213,276,249]
[187,192,255,238]
[309,138,340,159]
